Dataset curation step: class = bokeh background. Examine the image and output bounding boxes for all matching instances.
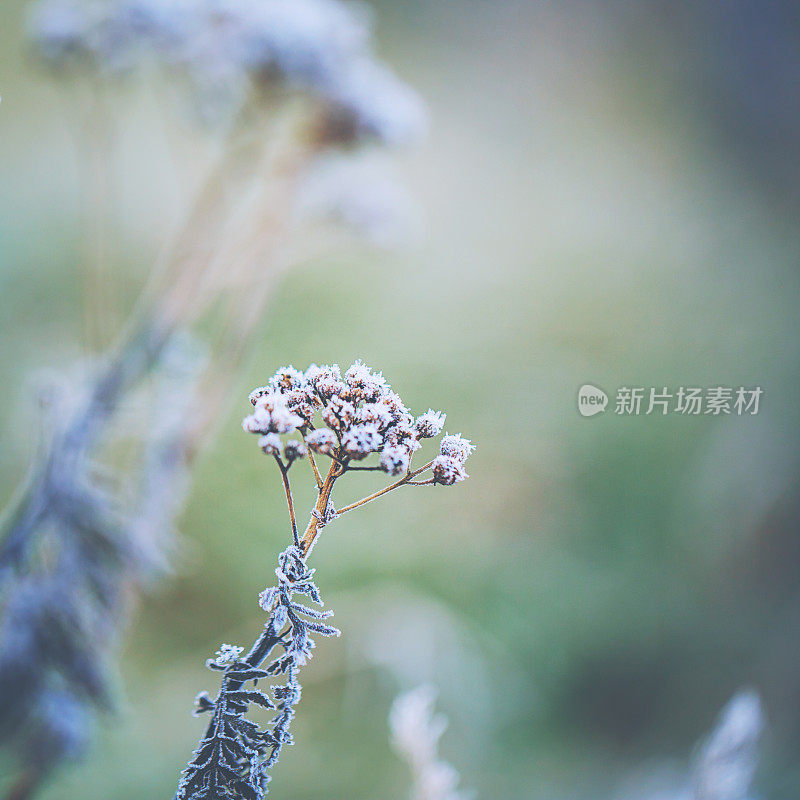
[2,1,800,798]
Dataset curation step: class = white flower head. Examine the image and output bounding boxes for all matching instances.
[431,455,467,485]
[305,428,338,455]
[345,359,388,402]
[341,424,381,460]
[269,365,306,392]
[439,434,474,464]
[269,402,304,434]
[380,445,409,476]
[284,439,307,461]
[415,409,446,439]
[259,432,282,456]
[242,406,272,434]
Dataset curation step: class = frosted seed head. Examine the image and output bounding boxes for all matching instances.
[305,428,338,456]
[356,402,393,429]
[380,445,410,476]
[385,422,421,452]
[321,397,355,431]
[249,385,271,405]
[269,403,304,434]
[439,434,474,464]
[269,365,306,392]
[284,439,307,462]
[259,433,283,456]
[341,424,381,459]
[431,455,467,485]
[243,407,272,434]
[285,388,318,423]
[415,409,445,439]
[305,363,341,388]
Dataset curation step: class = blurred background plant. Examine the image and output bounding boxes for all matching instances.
[1,0,800,799]
[0,0,425,797]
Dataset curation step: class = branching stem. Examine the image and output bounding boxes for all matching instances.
[273,455,298,545]
[335,460,435,515]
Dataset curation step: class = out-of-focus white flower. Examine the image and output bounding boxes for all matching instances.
[258,432,282,455]
[296,154,420,246]
[390,685,470,800]
[692,689,764,800]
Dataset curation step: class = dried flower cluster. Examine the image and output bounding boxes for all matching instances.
[390,685,470,800]
[28,0,426,144]
[241,361,474,554]
[175,362,472,799]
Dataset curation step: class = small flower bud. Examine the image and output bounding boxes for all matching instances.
[269,366,305,392]
[380,445,410,476]
[385,422,421,452]
[259,433,283,456]
[284,440,307,461]
[439,434,474,464]
[306,428,338,456]
[322,397,355,431]
[431,455,467,485]
[249,386,270,405]
[341,424,381,459]
[269,404,304,434]
[356,402,393,428]
[415,409,446,438]
[243,407,272,434]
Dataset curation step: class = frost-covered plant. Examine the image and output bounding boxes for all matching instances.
[0,337,203,800]
[175,362,473,799]
[0,1,426,795]
[390,685,471,800]
[27,0,426,145]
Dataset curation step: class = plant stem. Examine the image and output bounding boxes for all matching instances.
[273,456,298,545]
[300,459,344,556]
[304,445,324,490]
[335,460,435,515]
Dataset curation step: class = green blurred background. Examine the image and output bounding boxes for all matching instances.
[2,1,800,798]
